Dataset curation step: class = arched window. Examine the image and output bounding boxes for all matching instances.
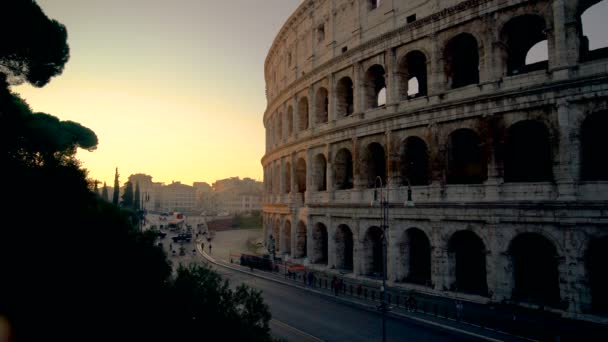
[335,224,354,271]
[587,236,608,314]
[364,64,386,109]
[286,106,293,137]
[448,231,487,296]
[447,129,486,184]
[401,136,429,186]
[312,223,328,264]
[295,221,307,258]
[501,15,548,75]
[445,33,480,88]
[504,120,552,182]
[334,148,354,190]
[399,228,431,285]
[296,158,307,193]
[298,97,309,131]
[313,154,327,191]
[509,233,560,305]
[284,162,291,193]
[336,77,354,117]
[282,220,292,255]
[398,50,428,99]
[581,112,608,181]
[315,87,329,124]
[361,142,386,188]
[363,226,384,277]
[580,0,608,60]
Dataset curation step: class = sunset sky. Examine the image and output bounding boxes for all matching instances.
[12,0,607,187]
[14,0,301,186]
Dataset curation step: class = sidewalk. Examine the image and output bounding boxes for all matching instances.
[199,245,527,342]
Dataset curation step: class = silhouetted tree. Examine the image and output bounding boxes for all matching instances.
[122,181,134,209]
[101,181,109,201]
[112,167,120,205]
[134,181,141,210]
[0,0,69,87]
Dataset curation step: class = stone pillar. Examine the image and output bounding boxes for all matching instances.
[306,217,314,262]
[326,144,335,200]
[552,0,580,73]
[308,86,315,129]
[329,73,337,122]
[327,216,336,268]
[386,48,398,107]
[290,153,297,201]
[305,149,313,203]
[353,219,362,276]
[430,222,448,291]
[428,33,444,95]
[386,218,398,283]
[556,101,578,200]
[291,212,298,256]
[293,95,300,136]
[353,62,364,115]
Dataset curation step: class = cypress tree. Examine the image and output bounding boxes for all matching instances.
[134,181,141,211]
[101,182,109,202]
[112,167,120,206]
[121,181,134,209]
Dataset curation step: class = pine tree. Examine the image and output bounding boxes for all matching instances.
[112,167,120,206]
[134,181,141,211]
[101,182,109,202]
[121,181,134,209]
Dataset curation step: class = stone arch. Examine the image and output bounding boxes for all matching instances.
[399,228,431,285]
[362,226,384,277]
[295,220,307,258]
[501,15,548,75]
[336,77,354,117]
[335,224,354,271]
[447,128,487,184]
[586,236,608,314]
[282,220,292,255]
[581,111,608,180]
[298,97,309,131]
[284,162,292,193]
[296,158,306,193]
[364,64,386,109]
[509,233,560,305]
[286,105,294,137]
[334,148,354,190]
[398,50,428,99]
[361,142,387,188]
[400,136,429,186]
[504,120,553,182]
[444,33,480,89]
[312,223,328,264]
[448,230,488,296]
[313,153,327,191]
[580,0,608,60]
[315,87,329,124]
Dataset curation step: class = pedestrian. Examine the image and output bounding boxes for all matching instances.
[332,276,339,296]
[169,243,172,250]
[208,244,212,254]
[307,272,314,287]
[455,300,463,320]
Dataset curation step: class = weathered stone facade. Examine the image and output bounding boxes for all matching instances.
[261,0,608,322]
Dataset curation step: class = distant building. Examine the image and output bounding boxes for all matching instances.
[211,177,263,214]
[159,181,196,213]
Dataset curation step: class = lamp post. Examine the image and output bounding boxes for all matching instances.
[372,176,414,342]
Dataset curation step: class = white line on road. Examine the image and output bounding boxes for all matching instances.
[270,319,324,342]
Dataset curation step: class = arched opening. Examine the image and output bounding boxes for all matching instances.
[363,226,384,277]
[401,136,429,186]
[295,221,307,258]
[448,231,487,296]
[282,220,292,255]
[445,33,480,89]
[447,129,487,184]
[336,77,354,117]
[502,15,548,75]
[581,112,608,180]
[313,154,327,191]
[361,142,387,188]
[335,224,354,271]
[273,220,280,253]
[509,233,560,305]
[364,64,386,109]
[398,50,428,99]
[286,106,294,137]
[504,120,552,182]
[312,223,328,264]
[296,158,307,193]
[400,228,431,285]
[284,162,291,194]
[377,87,386,106]
[587,236,608,314]
[580,0,608,60]
[298,97,309,131]
[334,148,354,190]
[315,87,329,124]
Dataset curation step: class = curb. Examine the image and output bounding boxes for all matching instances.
[197,245,515,342]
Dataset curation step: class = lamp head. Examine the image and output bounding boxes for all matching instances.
[371,188,380,207]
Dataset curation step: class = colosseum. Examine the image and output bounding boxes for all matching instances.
[261,0,608,322]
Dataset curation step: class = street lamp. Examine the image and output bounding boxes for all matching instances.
[371,176,414,342]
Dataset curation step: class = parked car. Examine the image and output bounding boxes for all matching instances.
[172,233,192,243]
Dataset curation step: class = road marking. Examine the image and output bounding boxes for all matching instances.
[270,319,323,342]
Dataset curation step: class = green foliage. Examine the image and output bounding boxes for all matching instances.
[232,211,263,229]
[134,181,141,210]
[0,0,70,87]
[112,167,120,205]
[121,180,134,209]
[101,181,109,201]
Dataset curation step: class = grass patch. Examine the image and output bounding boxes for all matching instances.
[232,212,262,230]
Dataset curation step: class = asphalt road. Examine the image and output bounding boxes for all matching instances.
[156,221,479,342]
